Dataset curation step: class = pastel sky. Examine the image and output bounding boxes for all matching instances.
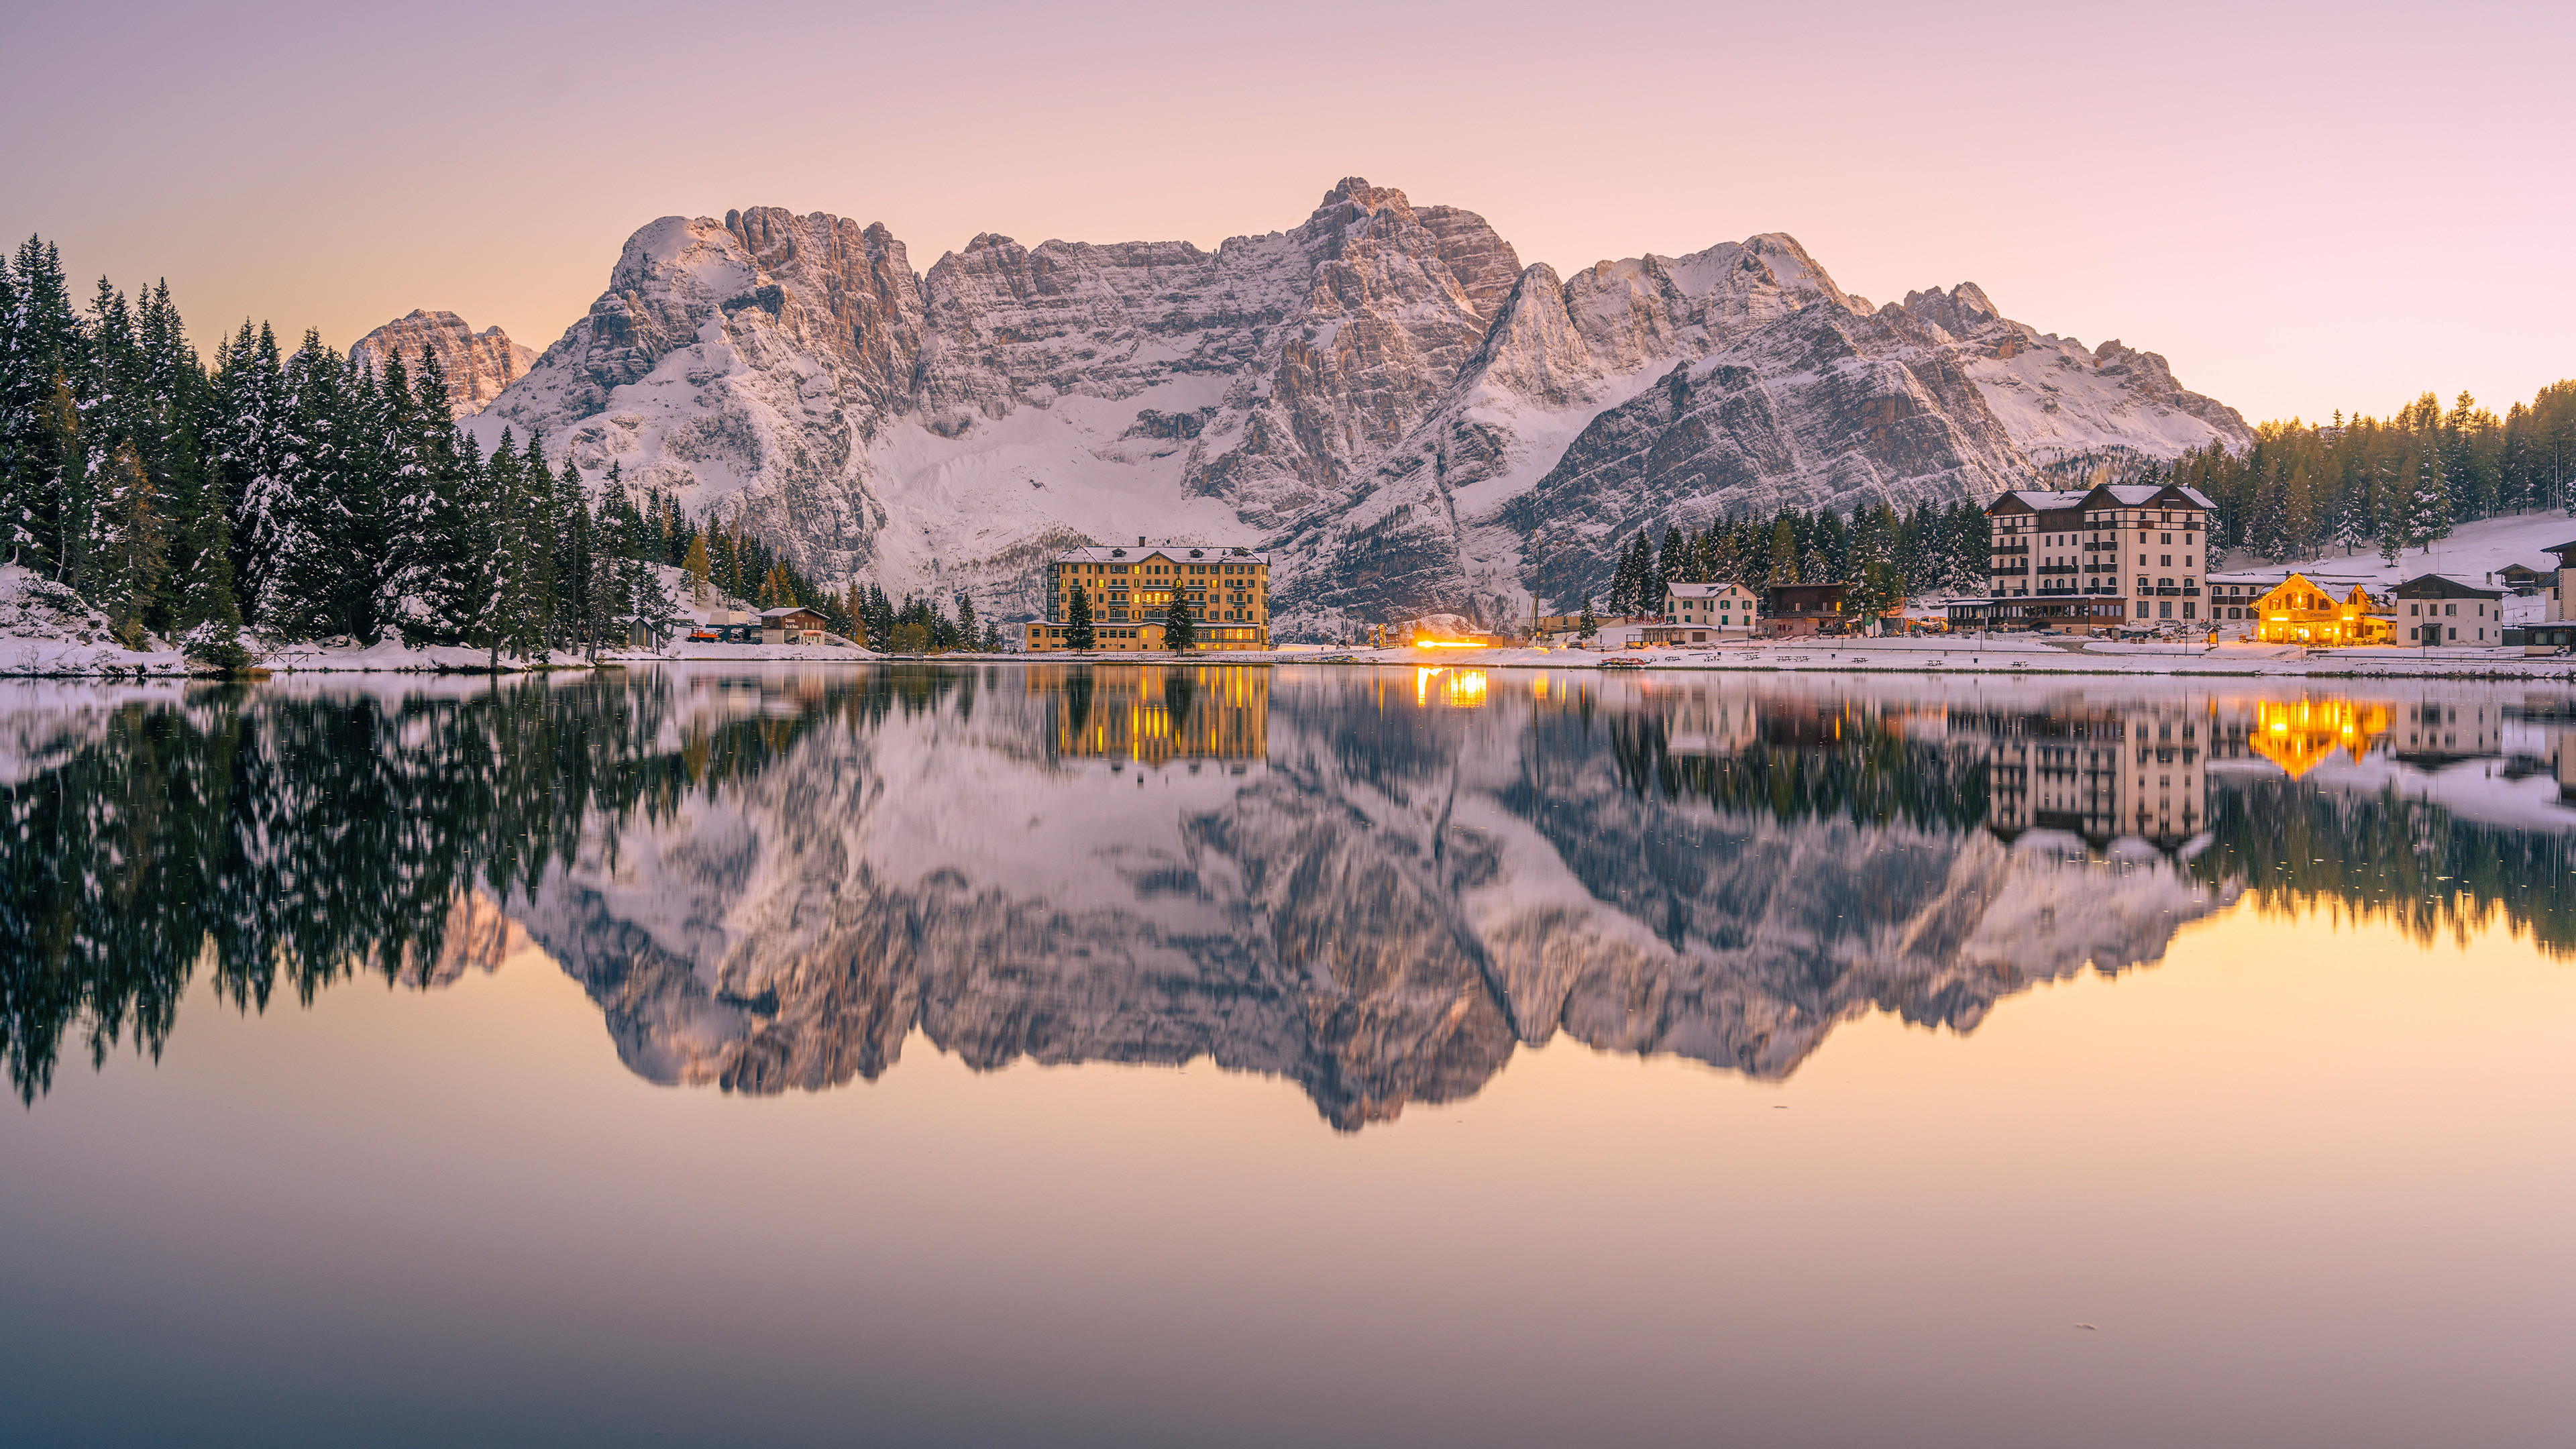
[5,0,2569,425]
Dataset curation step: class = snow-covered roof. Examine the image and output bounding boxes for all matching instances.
[2098,483,2216,509]
[1996,482,2218,515]
[1990,489,2092,513]
[2394,573,2504,598]
[2210,570,2375,589]
[1053,543,1270,564]
[757,606,822,619]
[1665,582,1756,598]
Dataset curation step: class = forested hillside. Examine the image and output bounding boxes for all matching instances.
[2170,387,2576,564]
[0,236,861,664]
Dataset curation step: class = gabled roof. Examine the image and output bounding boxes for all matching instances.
[2394,573,2504,599]
[1986,489,2092,515]
[2545,539,2576,562]
[758,606,823,619]
[1665,581,1756,598]
[2094,482,2217,510]
[1053,543,1270,564]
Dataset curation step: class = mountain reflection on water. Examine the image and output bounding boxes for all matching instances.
[5,666,2573,1124]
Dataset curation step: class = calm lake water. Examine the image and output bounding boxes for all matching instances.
[3,663,2571,1448]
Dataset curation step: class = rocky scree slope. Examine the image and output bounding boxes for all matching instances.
[472,180,2249,632]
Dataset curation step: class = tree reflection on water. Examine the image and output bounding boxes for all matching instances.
[3,669,2569,1118]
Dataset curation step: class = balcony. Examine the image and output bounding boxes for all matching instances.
[1991,564,2031,577]
[1991,543,2031,555]
[2037,564,2079,576]
[2084,564,2118,574]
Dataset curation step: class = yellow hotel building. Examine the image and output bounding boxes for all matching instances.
[1024,540,1272,651]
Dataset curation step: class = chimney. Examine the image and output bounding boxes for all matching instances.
[1138,536,1146,546]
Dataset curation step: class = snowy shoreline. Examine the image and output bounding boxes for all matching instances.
[9,635,2572,682]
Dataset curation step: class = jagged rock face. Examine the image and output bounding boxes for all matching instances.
[348,310,535,417]
[505,672,2231,1128]
[1892,284,2251,461]
[474,180,2249,633]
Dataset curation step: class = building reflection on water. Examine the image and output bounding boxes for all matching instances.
[1036,664,1269,766]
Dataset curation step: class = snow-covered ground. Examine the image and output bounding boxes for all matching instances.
[0,564,195,676]
[2221,509,2574,594]
[1277,636,2576,679]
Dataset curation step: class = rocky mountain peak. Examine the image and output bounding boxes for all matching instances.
[474,178,2252,634]
[348,309,535,417]
[1896,283,2003,341]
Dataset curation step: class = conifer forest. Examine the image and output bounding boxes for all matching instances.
[0,236,990,664]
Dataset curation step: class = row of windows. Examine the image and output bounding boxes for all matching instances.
[1059,561,1265,578]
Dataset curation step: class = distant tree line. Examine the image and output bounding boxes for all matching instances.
[2169,384,2576,564]
[1538,502,1995,620]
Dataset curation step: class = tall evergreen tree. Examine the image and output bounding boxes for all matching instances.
[91,441,166,643]
[1161,590,1193,651]
[1066,582,1096,648]
[1768,515,1800,585]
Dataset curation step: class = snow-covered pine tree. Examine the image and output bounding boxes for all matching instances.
[255,331,356,642]
[2411,433,2451,549]
[91,440,166,645]
[1160,590,1191,651]
[1807,508,1845,584]
[2329,482,2366,556]
[477,429,542,661]
[1,239,83,576]
[218,322,288,611]
[1658,524,1686,598]
[955,588,978,649]
[2249,467,2288,561]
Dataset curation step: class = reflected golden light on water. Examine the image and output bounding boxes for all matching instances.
[2247,697,2391,777]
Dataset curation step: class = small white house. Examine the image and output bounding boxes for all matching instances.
[1663,582,1761,639]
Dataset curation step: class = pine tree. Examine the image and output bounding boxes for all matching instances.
[1768,515,1800,585]
[1576,596,1599,640]
[255,331,356,641]
[551,455,591,649]
[683,532,711,606]
[91,441,166,645]
[1658,524,1686,600]
[955,588,978,650]
[1,239,83,576]
[1162,590,1193,650]
[2413,431,2452,549]
[1067,583,1096,648]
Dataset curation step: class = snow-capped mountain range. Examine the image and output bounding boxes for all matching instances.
[457,179,2250,631]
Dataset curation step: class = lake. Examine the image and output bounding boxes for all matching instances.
[3,663,2571,1448]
